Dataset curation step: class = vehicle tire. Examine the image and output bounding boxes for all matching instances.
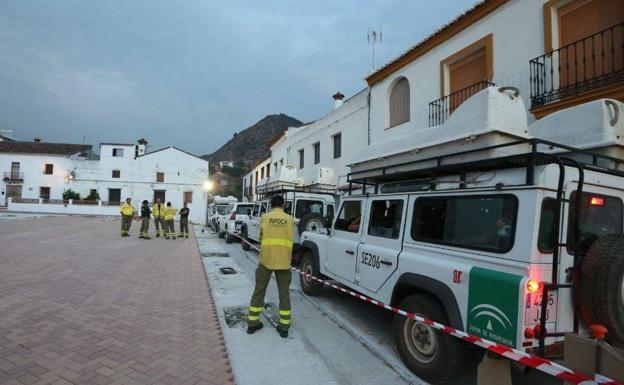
[241,228,250,251]
[299,250,324,296]
[577,234,624,346]
[225,230,233,244]
[298,212,325,235]
[393,294,466,384]
[218,227,224,238]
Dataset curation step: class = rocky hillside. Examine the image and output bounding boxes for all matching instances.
[204,113,303,169]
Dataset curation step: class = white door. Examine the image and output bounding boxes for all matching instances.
[249,201,267,241]
[357,197,406,292]
[325,199,365,283]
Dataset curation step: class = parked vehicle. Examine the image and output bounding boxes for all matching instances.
[210,195,238,232]
[297,92,624,384]
[218,202,254,243]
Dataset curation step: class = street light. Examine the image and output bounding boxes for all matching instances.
[203,180,213,192]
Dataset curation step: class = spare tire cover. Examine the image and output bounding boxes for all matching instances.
[298,212,325,235]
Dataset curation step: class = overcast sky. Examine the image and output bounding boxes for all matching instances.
[0,0,477,155]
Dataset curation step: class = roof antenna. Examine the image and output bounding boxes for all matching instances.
[367,26,382,72]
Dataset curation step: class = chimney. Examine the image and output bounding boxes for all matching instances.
[135,138,148,157]
[332,92,345,109]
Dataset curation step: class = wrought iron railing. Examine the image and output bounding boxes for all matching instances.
[428,80,495,126]
[530,22,624,108]
[3,172,24,181]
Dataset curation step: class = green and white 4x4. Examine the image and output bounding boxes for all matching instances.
[298,139,624,384]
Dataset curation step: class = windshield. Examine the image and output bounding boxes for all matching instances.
[567,192,623,254]
[216,205,230,215]
[235,205,253,215]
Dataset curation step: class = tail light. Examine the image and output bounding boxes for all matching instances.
[590,196,605,206]
[229,211,236,220]
[526,279,540,293]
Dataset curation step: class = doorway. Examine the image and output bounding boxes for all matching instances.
[5,185,22,206]
[153,190,166,204]
[108,188,121,203]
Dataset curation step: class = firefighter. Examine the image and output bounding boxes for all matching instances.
[119,197,135,237]
[164,202,177,239]
[178,202,190,238]
[247,195,294,338]
[139,200,151,239]
[152,198,165,237]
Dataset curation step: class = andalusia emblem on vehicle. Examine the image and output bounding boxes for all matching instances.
[467,267,522,347]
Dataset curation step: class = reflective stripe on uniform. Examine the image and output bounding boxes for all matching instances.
[248,315,260,321]
[261,238,293,248]
[249,306,263,313]
[278,310,291,316]
[279,319,291,325]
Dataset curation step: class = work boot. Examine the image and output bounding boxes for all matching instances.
[144,236,151,240]
[139,235,144,239]
[246,322,264,335]
[276,327,288,339]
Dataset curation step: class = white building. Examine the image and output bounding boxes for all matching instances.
[1,138,210,224]
[242,155,271,202]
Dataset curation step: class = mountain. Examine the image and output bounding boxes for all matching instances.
[204,113,303,169]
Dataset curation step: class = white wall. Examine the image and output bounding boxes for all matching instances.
[368,0,546,144]
[242,157,271,202]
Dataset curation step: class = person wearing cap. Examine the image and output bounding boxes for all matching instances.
[139,200,152,239]
[247,195,294,338]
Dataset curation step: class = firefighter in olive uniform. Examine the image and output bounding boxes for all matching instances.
[247,195,294,338]
[164,202,177,239]
[139,200,151,239]
[178,203,190,238]
[152,198,166,237]
[119,198,135,237]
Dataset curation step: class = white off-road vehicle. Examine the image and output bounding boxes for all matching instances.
[298,90,624,384]
[218,202,254,243]
[210,195,237,232]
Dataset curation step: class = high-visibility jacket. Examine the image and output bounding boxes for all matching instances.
[164,206,176,220]
[259,208,294,270]
[120,202,135,216]
[153,203,165,218]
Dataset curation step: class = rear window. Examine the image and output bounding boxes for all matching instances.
[235,205,253,215]
[216,205,229,215]
[295,199,323,218]
[412,195,518,253]
[567,192,623,254]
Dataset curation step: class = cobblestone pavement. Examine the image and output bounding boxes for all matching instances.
[0,216,235,385]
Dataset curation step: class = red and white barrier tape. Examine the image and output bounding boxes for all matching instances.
[229,231,621,385]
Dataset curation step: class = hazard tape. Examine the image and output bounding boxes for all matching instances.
[228,231,621,385]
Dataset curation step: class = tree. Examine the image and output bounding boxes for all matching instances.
[84,190,100,201]
[62,189,81,200]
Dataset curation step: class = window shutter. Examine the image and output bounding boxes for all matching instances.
[389,78,410,127]
[448,48,488,93]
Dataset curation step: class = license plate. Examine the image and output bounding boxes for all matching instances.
[525,292,557,325]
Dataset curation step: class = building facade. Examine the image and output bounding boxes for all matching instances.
[241,156,271,202]
[1,139,210,224]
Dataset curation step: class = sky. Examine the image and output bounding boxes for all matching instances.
[0,0,478,155]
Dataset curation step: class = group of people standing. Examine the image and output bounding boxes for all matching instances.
[119,198,190,239]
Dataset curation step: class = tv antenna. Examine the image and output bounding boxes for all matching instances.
[367,27,382,72]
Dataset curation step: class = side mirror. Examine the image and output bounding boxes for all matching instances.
[247,209,252,215]
[324,215,334,228]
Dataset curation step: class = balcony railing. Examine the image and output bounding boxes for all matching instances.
[530,22,624,109]
[3,172,24,182]
[428,80,495,126]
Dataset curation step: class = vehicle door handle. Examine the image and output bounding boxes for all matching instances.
[345,250,355,255]
[380,259,393,266]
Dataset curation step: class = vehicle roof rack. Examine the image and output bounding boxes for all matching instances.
[256,183,336,198]
[347,138,624,192]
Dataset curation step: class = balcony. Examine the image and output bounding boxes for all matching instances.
[3,172,24,183]
[428,80,495,126]
[530,22,624,114]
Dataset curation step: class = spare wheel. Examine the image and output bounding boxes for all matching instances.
[298,212,325,235]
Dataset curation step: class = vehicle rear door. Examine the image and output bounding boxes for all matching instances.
[357,197,406,292]
[325,198,365,283]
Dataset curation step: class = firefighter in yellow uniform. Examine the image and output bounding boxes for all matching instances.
[247,195,294,338]
[163,202,177,239]
[119,198,135,237]
[152,198,166,237]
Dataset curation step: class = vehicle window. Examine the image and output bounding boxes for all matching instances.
[295,199,323,218]
[236,205,253,215]
[251,203,260,216]
[381,180,431,193]
[284,200,293,215]
[334,200,362,233]
[260,202,268,216]
[327,204,335,220]
[538,198,556,253]
[567,192,623,254]
[412,195,517,253]
[368,200,404,239]
[216,205,229,215]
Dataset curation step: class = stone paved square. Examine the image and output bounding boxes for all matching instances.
[0,216,235,385]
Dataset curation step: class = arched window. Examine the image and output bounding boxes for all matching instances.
[388,77,410,127]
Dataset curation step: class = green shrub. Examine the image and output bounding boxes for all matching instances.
[62,189,81,200]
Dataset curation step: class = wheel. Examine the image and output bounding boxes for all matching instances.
[577,234,624,346]
[393,294,466,384]
[241,228,250,251]
[225,230,233,244]
[298,212,325,235]
[299,251,323,296]
[218,227,225,238]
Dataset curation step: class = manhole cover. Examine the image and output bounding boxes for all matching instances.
[202,252,229,258]
[219,266,237,275]
[223,306,247,327]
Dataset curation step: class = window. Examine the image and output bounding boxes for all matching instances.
[333,133,342,159]
[261,167,264,179]
[156,172,164,182]
[298,149,305,169]
[112,148,124,157]
[567,191,623,254]
[280,158,284,166]
[412,195,518,253]
[334,200,362,233]
[538,198,557,253]
[313,142,320,165]
[44,164,54,175]
[368,200,404,239]
[295,199,323,219]
[112,170,120,178]
[266,164,270,178]
[388,77,410,127]
[108,188,121,202]
[274,162,278,173]
[184,191,193,204]
[284,200,293,215]
[255,171,258,185]
[39,187,50,200]
[10,162,20,179]
[327,204,335,220]
[153,190,165,203]
[236,204,253,215]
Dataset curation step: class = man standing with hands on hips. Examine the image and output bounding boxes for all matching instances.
[247,195,294,338]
